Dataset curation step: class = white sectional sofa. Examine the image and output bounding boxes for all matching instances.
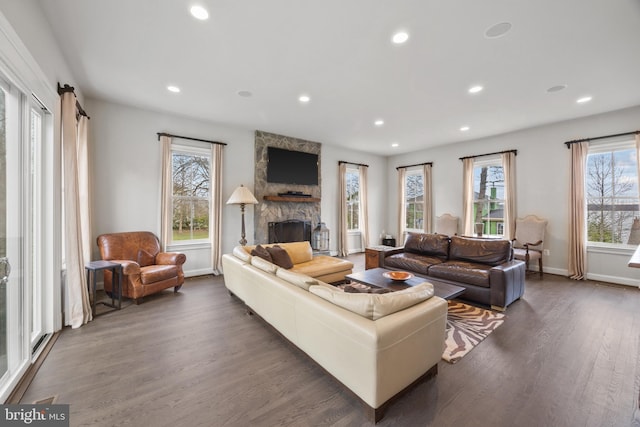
[222,243,447,422]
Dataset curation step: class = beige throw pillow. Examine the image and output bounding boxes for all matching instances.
[309,282,434,320]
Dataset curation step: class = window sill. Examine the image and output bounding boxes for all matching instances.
[587,242,636,256]
[347,230,361,235]
[167,241,211,251]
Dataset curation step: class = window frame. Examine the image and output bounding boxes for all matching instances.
[585,139,639,249]
[169,141,213,246]
[471,157,505,237]
[345,166,360,232]
[404,168,424,232]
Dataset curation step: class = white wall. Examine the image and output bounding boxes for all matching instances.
[86,98,255,276]
[387,105,640,286]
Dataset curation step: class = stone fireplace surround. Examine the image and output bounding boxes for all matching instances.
[254,131,321,245]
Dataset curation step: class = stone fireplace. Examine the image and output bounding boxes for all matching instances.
[254,131,321,244]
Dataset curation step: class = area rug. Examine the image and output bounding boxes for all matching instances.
[443,301,505,364]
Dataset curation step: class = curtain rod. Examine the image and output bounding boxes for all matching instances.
[57,83,90,119]
[459,149,517,161]
[157,132,227,146]
[338,160,369,167]
[396,161,433,170]
[564,130,640,148]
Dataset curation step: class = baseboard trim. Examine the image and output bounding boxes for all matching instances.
[586,273,640,288]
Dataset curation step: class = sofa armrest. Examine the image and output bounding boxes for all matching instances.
[156,252,187,266]
[379,247,405,267]
[109,259,140,275]
[489,260,526,310]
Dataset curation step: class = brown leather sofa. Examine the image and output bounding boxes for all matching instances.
[97,231,186,304]
[381,232,525,310]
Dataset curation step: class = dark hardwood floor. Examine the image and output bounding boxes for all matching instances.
[19,254,640,426]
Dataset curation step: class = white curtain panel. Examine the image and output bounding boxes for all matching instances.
[636,134,640,196]
[211,143,223,274]
[77,115,91,267]
[338,163,348,256]
[61,92,92,327]
[159,135,172,250]
[568,142,588,280]
[423,164,433,233]
[502,152,516,240]
[359,165,369,249]
[397,167,407,244]
[462,158,475,236]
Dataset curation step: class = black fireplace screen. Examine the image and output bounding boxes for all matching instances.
[268,220,311,243]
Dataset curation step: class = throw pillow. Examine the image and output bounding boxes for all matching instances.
[137,249,156,267]
[267,245,294,269]
[250,245,273,263]
[309,282,434,320]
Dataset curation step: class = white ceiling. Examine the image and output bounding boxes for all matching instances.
[38,0,640,155]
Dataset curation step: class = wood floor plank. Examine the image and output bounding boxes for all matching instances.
[18,255,640,426]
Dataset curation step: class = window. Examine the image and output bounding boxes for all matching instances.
[346,167,360,230]
[472,158,505,236]
[405,169,424,231]
[171,143,211,243]
[586,141,639,245]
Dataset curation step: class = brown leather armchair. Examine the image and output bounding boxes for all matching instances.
[97,231,186,304]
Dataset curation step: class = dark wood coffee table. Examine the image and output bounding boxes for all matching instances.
[346,267,466,300]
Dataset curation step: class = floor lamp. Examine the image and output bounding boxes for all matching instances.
[226,185,259,246]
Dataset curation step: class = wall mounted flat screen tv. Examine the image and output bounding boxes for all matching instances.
[266,147,319,185]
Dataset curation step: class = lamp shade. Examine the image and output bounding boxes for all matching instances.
[226,185,258,205]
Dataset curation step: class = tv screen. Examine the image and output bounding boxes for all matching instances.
[266,147,318,185]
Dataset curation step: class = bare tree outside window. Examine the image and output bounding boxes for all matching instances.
[586,148,639,244]
[172,152,210,241]
[346,169,359,230]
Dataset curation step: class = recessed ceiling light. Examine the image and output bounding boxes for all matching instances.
[237,90,253,98]
[392,31,409,44]
[547,84,567,93]
[190,5,209,20]
[374,119,384,126]
[485,22,512,38]
[391,143,399,147]
[576,96,592,104]
[299,95,310,103]
[460,126,470,132]
[167,85,180,93]
[468,85,483,94]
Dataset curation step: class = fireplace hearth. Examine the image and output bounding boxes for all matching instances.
[268,220,312,243]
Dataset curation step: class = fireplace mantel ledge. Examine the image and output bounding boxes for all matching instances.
[263,195,320,203]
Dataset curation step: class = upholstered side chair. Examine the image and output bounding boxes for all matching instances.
[512,215,548,278]
[435,213,459,236]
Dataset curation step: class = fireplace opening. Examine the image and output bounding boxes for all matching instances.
[268,220,311,244]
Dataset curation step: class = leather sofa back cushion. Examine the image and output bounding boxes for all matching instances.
[97,231,161,261]
[267,245,294,269]
[309,282,434,320]
[251,256,278,274]
[404,232,450,258]
[449,236,512,266]
[233,245,251,262]
[276,268,319,290]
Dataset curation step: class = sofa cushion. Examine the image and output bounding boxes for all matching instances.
[404,232,450,258]
[137,249,156,267]
[428,261,492,288]
[276,268,318,290]
[267,245,294,269]
[449,236,512,266]
[251,256,278,274]
[251,245,273,263]
[309,282,434,320]
[384,252,443,275]
[233,245,252,262]
[290,255,353,277]
[343,285,392,294]
[140,265,178,285]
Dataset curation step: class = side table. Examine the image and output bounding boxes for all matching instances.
[365,245,396,270]
[85,260,122,316]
